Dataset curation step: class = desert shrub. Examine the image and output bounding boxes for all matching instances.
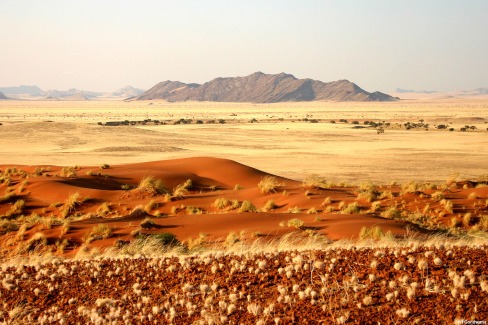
[233,184,243,190]
[478,215,488,230]
[144,200,158,213]
[0,220,19,235]
[186,206,203,215]
[213,197,230,210]
[6,199,25,217]
[61,192,84,218]
[302,175,329,189]
[258,176,280,194]
[138,176,168,195]
[378,191,394,199]
[22,233,47,253]
[100,164,110,169]
[321,197,332,206]
[60,166,78,178]
[307,207,318,214]
[230,199,240,210]
[359,226,393,241]
[357,183,380,202]
[287,206,301,214]
[153,233,179,246]
[173,179,192,199]
[287,218,304,229]
[440,199,454,213]
[262,199,277,212]
[0,191,15,204]
[431,191,445,202]
[96,203,111,216]
[463,213,472,227]
[369,201,382,213]
[381,206,402,219]
[341,202,360,214]
[140,217,156,229]
[121,184,132,190]
[86,224,113,243]
[401,181,423,194]
[225,232,240,247]
[238,200,257,213]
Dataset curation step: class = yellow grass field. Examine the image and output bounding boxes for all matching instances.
[1,98,487,183]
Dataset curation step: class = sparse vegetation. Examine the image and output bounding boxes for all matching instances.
[238,200,257,213]
[287,218,304,229]
[258,176,280,194]
[138,176,168,195]
[86,224,113,243]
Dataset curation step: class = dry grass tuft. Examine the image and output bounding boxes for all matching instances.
[258,176,281,194]
[138,176,168,195]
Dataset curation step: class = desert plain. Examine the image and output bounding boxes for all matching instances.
[0,98,488,324]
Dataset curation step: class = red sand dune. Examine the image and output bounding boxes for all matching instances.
[1,157,487,257]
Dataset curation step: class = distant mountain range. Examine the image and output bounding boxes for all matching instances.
[0,85,145,100]
[0,91,8,100]
[137,72,397,102]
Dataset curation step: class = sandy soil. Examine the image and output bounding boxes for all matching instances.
[1,98,488,184]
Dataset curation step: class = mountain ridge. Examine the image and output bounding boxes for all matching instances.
[137,72,398,102]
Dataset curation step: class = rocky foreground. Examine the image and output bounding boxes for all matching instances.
[1,244,486,324]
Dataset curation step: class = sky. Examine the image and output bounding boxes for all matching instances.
[1,0,487,93]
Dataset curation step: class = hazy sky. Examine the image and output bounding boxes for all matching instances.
[1,0,487,92]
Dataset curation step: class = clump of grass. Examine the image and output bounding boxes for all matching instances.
[86,224,113,243]
[307,207,318,214]
[321,197,332,206]
[262,199,277,212]
[0,191,15,203]
[258,176,281,194]
[96,202,111,217]
[357,183,380,202]
[144,200,158,213]
[186,233,207,251]
[21,233,47,253]
[341,202,360,214]
[234,184,243,190]
[173,179,192,199]
[238,200,257,213]
[100,164,110,169]
[431,191,445,202]
[213,197,230,210]
[287,206,301,214]
[302,175,329,189]
[401,181,423,194]
[186,206,203,215]
[369,201,382,213]
[61,192,84,218]
[287,218,304,229]
[140,217,156,229]
[230,199,240,210]
[225,232,240,247]
[359,226,393,241]
[477,215,488,230]
[463,213,472,227]
[381,206,401,219]
[138,176,168,195]
[0,220,19,235]
[60,166,78,178]
[440,199,454,214]
[6,199,25,217]
[121,184,132,190]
